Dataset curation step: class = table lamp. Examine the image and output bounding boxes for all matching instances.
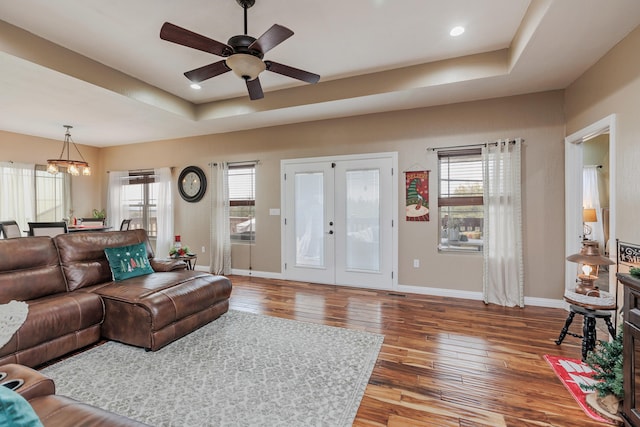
[567,240,614,296]
[583,208,597,239]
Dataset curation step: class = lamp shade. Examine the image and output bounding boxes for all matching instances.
[583,208,597,222]
[225,54,266,80]
[566,240,614,266]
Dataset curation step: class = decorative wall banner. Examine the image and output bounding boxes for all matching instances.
[405,171,429,221]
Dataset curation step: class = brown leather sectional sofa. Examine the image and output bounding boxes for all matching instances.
[0,229,232,425]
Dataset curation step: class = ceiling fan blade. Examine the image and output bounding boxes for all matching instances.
[245,77,264,100]
[184,60,231,83]
[160,22,233,57]
[265,61,320,84]
[248,24,294,55]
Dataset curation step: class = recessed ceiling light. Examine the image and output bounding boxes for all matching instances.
[450,26,465,37]
[190,83,202,90]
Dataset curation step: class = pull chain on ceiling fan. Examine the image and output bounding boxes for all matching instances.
[160,0,320,100]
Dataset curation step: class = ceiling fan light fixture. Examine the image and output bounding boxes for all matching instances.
[226,53,266,80]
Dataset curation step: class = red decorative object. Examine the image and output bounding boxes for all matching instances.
[405,171,429,221]
[544,354,616,424]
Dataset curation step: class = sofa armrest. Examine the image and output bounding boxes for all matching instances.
[150,259,188,272]
[0,363,55,400]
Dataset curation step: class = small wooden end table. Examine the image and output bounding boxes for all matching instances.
[555,296,616,361]
[174,254,197,270]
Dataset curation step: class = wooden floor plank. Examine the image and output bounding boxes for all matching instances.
[227,276,607,426]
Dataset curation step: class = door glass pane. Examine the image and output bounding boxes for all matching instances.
[345,169,380,271]
[295,172,324,267]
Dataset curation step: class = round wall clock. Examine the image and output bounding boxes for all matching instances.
[178,166,207,202]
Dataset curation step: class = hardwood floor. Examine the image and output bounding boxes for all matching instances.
[227,275,611,427]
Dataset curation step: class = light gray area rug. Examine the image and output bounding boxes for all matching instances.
[41,310,384,427]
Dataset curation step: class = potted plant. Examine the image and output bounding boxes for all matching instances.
[92,208,106,219]
[585,331,624,423]
[447,217,461,241]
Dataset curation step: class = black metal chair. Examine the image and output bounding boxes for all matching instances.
[0,220,22,238]
[119,219,132,231]
[27,221,68,237]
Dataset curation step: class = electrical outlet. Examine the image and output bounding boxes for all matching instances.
[201,246,206,253]
[413,259,420,268]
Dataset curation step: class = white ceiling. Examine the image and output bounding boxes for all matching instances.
[0,0,639,147]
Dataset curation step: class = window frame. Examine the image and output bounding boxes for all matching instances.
[34,164,71,222]
[437,148,484,253]
[123,170,157,239]
[228,163,256,243]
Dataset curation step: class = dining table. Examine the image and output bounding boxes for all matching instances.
[67,225,113,232]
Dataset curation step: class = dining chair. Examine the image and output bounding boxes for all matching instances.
[79,218,105,226]
[119,219,132,231]
[28,221,68,237]
[0,220,22,238]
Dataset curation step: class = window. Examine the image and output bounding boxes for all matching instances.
[228,164,255,242]
[122,172,158,238]
[0,162,70,228]
[35,165,71,222]
[438,149,484,252]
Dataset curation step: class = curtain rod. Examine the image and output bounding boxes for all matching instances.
[208,160,260,167]
[106,168,173,173]
[426,138,523,152]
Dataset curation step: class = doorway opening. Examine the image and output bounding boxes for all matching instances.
[565,115,616,300]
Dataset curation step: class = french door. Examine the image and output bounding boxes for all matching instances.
[282,153,397,290]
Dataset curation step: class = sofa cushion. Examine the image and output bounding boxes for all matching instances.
[0,385,43,427]
[0,293,104,361]
[95,271,232,349]
[104,243,154,281]
[54,230,152,291]
[0,237,67,301]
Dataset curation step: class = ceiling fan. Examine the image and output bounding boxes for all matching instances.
[160,0,320,100]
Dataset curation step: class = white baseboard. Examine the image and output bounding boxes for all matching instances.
[230,269,284,280]
[396,284,483,300]
[524,296,567,309]
[217,271,567,309]
[386,284,566,309]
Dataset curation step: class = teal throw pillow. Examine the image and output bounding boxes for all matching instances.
[0,385,43,426]
[104,242,154,281]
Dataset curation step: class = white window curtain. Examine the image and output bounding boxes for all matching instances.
[482,139,524,307]
[0,162,36,231]
[154,167,174,258]
[107,170,130,231]
[583,166,604,253]
[210,162,231,275]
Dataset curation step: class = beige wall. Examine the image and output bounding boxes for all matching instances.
[565,25,640,246]
[0,130,103,219]
[95,90,566,299]
[0,91,567,299]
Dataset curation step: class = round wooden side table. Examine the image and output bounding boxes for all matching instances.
[555,296,616,361]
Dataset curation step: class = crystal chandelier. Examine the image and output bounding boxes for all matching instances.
[47,125,91,176]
